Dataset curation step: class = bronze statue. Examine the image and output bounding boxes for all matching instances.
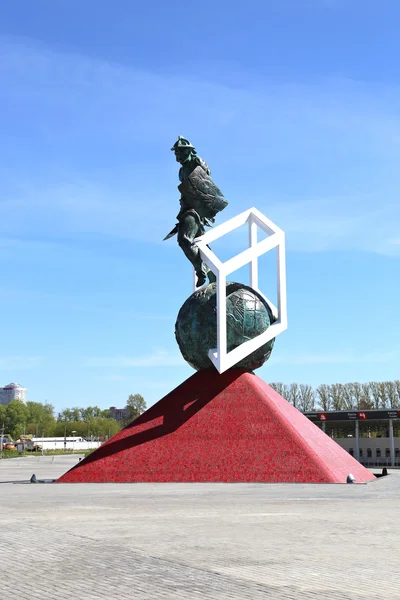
[164,136,228,286]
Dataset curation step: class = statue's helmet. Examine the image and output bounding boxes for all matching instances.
[171,136,195,151]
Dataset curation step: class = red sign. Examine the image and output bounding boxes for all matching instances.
[318,413,327,421]
[358,412,367,420]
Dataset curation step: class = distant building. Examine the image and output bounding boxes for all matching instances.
[0,383,27,405]
[107,406,130,422]
[304,409,400,467]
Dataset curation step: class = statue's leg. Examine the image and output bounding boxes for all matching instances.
[178,213,209,286]
[206,245,216,283]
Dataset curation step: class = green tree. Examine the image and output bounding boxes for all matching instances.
[57,408,72,422]
[53,420,81,437]
[52,417,121,440]
[4,400,30,439]
[385,381,399,408]
[26,401,56,436]
[368,382,381,409]
[394,381,400,406]
[330,383,345,410]
[287,383,300,408]
[90,417,121,440]
[0,404,6,429]
[57,407,82,422]
[269,383,289,400]
[360,383,373,409]
[70,407,81,422]
[316,384,332,411]
[125,394,147,422]
[79,406,102,421]
[298,384,315,412]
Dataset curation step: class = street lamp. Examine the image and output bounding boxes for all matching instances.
[72,430,77,453]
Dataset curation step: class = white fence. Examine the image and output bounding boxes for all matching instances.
[32,437,101,451]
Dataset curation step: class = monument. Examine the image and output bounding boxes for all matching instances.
[58,138,375,484]
[164,136,228,287]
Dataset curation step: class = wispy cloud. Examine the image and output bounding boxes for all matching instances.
[0,238,56,251]
[301,0,344,6]
[266,197,400,256]
[84,349,185,368]
[0,356,45,371]
[100,374,129,382]
[272,350,396,366]
[217,196,400,256]
[278,0,344,8]
[98,374,176,391]
[86,349,396,370]
[1,39,400,254]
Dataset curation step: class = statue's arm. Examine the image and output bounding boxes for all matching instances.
[196,156,211,175]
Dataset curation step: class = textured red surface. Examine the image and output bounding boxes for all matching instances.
[58,369,376,483]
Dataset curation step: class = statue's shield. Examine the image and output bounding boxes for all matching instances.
[178,166,228,219]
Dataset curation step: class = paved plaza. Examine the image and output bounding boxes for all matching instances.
[1,455,399,599]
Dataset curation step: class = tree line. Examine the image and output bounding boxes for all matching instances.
[0,393,147,440]
[269,380,400,412]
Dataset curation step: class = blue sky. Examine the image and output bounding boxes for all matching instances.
[0,0,399,413]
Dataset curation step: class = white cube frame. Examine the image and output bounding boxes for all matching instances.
[193,207,288,374]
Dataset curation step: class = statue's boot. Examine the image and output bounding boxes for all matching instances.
[195,271,207,287]
[194,248,216,287]
[204,244,216,283]
[196,266,216,287]
[207,270,216,283]
[193,255,208,287]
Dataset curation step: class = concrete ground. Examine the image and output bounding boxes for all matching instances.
[1,455,399,600]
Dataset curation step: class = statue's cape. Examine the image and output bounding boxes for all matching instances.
[178,166,228,219]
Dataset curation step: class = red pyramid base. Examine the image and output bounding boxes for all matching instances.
[58,369,375,483]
